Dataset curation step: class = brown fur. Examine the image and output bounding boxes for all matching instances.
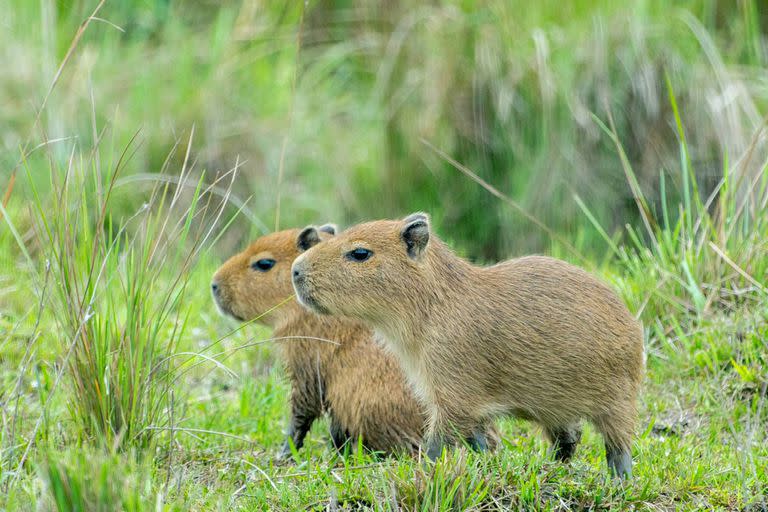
[211,228,426,456]
[291,213,645,477]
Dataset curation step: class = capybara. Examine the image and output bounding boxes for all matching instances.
[291,213,644,477]
[212,225,426,458]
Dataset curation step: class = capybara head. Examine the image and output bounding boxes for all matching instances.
[292,213,433,321]
[212,224,337,327]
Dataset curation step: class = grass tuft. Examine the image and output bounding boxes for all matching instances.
[15,129,241,458]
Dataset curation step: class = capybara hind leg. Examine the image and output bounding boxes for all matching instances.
[593,411,634,479]
[544,423,582,462]
[606,443,632,479]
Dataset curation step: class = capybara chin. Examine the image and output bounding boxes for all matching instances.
[291,212,644,478]
[211,225,428,458]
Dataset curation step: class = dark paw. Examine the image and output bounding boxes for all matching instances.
[549,425,582,462]
[553,435,579,461]
[606,449,632,479]
[466,429,489,452]
[425,438,446,461]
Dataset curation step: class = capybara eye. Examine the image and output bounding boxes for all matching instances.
[251,258,276,272]
[346,248,373,262]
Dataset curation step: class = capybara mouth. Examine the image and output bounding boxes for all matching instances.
[212,294,246,322]
[302,293,330,315]
[292,282,329,315]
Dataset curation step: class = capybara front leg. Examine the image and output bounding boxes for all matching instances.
[329,416,350,454]
[466,426,491,452]
[278,406,319,460]
[545,423,582,462]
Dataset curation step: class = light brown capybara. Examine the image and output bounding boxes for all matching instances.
[291,213,644,477]
[211,225,427,458]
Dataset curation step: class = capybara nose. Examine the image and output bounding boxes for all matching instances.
[292,261,306,284]
[211,281,219,295]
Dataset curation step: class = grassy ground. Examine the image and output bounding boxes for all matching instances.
[2,214,766,511]
[1,1,767,510]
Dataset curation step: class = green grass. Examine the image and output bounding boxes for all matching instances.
[1,0,767,510]
[1,154,766,509]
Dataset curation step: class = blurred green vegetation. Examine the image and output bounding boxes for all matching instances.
[3,0,766,260]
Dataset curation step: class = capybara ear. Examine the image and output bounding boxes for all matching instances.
[401,212,430,260]
[297,226,322,251]
[318,223,338,235]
